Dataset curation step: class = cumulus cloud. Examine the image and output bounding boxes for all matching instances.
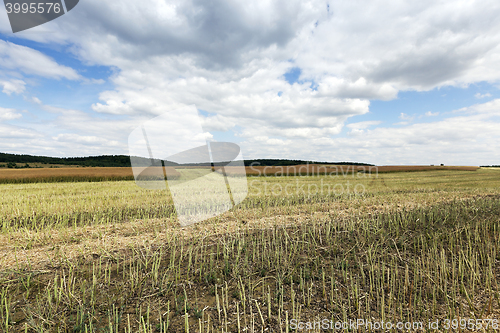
[89,58,370,139]
[0,79,26,95]
[51,0,500,144]
[0,124,40,141]
[0,104,132,157]
[201,114,236,132]
[296,1,500,90]
[0,40,80,80]
[346,121,382,136]
[455,98,500,118]
[317,77,397,101]
[0,107,22,121]
[52,133,120,146]
[3,0,500,162]
[238,100,500,165]
[57,0,317,68]
[347,121,382,130]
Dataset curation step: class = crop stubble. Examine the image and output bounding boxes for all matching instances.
[0,168,499,332]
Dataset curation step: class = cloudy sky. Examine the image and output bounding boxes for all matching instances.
[1,0,500,165]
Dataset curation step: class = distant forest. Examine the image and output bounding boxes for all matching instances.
[0,152,374,168]
[0,153,133,167]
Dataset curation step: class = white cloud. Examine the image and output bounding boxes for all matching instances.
[346,121,382,136]
[0,97,136,156]
[3,98,499,165]
[317,77,397,100]
[455,98,500,118]
[89,58,370,139]
[347,121,382,130]
[31,96,42,104]
[296,1,500,91]
[201,114,236,132]
[475,92,492,99]
[0,40,80,80]
[52,133,120,146]
[425,111,439,116]
[0,107,22,121]
[0,126,40,144]
[399,113,414,121]
[0,79,26,95]
[3,0,500,163]
[51,0,500,147]
[237,100,500,165]
[395,113,415,125]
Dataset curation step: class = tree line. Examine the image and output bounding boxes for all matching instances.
[0,152,373,168]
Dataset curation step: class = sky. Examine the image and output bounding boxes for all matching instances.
[1,0,500,166]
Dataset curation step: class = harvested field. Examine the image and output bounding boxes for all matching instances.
[0,166,180,184]
[0,165,479,184]
[0,168,499,332]
[234,164,375,176]
[225,164,479,176]
[374,165,480,173]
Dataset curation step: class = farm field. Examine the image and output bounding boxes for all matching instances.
[1,168,499,332]
[0,167,182,184]
[0,164,479,183]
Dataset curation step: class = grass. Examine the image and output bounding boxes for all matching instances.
[0,168,499,332]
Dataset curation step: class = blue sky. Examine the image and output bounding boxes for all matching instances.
[1,0,500,165]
